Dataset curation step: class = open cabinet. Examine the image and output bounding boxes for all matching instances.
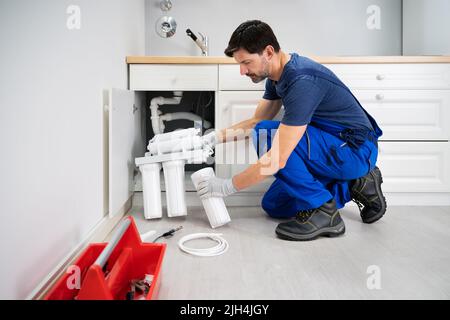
[107,88,216,218]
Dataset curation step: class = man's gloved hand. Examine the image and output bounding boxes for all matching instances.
[197,176,237,200]
[201,131,219,149]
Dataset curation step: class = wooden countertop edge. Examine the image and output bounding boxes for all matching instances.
[126,55,450,64]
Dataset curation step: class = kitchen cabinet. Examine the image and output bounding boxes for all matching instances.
[111,58,450,214]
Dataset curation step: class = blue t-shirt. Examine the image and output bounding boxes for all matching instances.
[263,53,373,130]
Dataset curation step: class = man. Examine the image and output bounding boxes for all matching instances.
[198,20,387,241]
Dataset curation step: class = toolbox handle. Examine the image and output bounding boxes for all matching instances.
[94,218,131,269]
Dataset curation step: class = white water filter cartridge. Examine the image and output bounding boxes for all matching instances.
[163,159,187,217]
[139,163,162,219]
[191,167,231,228]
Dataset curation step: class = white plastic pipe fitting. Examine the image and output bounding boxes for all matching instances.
[147,133,203,156]
[160,112,212,129]
[150,92,184,134]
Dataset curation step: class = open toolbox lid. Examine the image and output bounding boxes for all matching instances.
[44,216,166,300]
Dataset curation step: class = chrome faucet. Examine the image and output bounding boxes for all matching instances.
[186,29,208,56]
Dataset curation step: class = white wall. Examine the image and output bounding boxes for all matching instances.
[0,0,145,299]
[146,0,402,56]
[402,0,450,55]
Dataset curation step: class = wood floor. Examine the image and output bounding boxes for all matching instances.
[125,205,450,300]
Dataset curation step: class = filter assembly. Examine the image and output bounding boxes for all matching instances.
[135,127,214,220]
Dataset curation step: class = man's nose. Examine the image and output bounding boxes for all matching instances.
[240,65,248,76]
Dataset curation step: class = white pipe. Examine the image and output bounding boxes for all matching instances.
[150,93,183,134]
[150,106,162,135]
[148,134,203,155]
[160,112,212,129]
[150,127,200,143]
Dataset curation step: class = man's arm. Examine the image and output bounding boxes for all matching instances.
[217,98,282,143]
[232,123,307,191]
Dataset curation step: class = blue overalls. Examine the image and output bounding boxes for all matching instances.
[252,69,383,218]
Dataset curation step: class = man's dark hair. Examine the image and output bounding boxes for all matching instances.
[224,20,280,57]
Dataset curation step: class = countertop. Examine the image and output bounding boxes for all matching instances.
[126,55,450,64]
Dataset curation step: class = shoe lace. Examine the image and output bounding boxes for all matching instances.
[295,209,315,223]
[352,189,382,213]
[351,197,365,214]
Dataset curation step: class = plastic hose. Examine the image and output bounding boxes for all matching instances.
[177,233,229,257]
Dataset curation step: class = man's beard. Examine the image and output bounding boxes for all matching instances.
[247,58,269,83]
[247,73,268,83]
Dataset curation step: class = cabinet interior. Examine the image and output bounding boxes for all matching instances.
[134,90,216,192]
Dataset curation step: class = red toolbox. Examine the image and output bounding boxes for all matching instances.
[45,216,166,300]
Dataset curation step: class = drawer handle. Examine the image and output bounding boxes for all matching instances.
[376,74,385,81]
[375,94,385,100]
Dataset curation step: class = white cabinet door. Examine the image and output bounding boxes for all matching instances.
[377,141,450,192]
[216,91,279,192]
[353,90,450,141]
[109,89,144,217]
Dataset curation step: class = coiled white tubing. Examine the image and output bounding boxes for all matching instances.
[177,233,229,257]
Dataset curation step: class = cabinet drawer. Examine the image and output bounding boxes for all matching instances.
[129,64,218,90]
[353,90,450,140]
[377,142,450,192]
[219,65,266,90]
[326,64,450,90]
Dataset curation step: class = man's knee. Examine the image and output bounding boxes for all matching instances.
[261,199,281,218]
[261,192,296,218]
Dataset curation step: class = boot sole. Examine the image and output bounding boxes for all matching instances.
[361,167,387,224]
[275,221,346,241]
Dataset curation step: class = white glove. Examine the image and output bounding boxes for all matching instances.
[201,131,219,149]
[197,176,237,200]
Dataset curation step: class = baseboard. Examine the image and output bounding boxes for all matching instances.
[28,198,131,300]
[383,192,450,206]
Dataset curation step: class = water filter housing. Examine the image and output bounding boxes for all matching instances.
[139,163,163,219]
[191,167,231,228]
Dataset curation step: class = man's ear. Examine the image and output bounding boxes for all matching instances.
[264,45,275,60]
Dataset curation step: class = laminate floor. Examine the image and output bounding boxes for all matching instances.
[124,205,450,299]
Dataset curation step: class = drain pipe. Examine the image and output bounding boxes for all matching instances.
[160,112,212,129]
[150,91,183,134]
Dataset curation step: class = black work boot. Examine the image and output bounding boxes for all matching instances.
[350,166,387,224]
[275,198,345,241]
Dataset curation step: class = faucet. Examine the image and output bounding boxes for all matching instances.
[186,29,208,56]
